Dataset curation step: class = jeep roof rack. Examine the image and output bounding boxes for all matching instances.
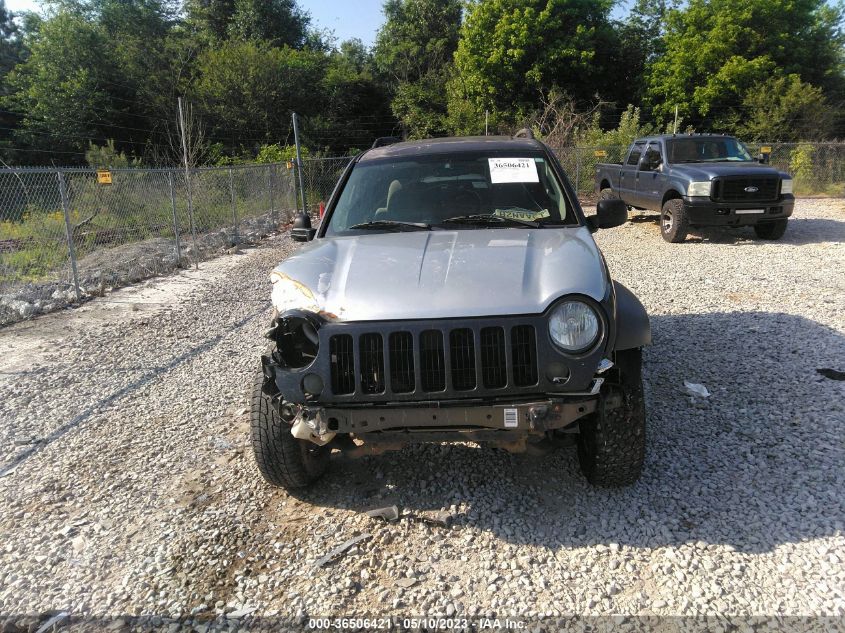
[371,136,403,149]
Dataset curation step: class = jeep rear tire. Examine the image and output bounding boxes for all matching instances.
[660,199,688,243]
[577,348,646,487]
[753,219,788,240]
[250,372,329,489]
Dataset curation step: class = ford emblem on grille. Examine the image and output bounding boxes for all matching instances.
[744,186,759,193]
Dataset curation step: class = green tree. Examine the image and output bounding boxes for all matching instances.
[736,74,836,141]
[185,0,310,48]
[0,0,26,158]
[374,0,461,84]
[311,40,395,152]
[451,0,617,130]
[608,0,677,107]
[184,0,235,42]
[578,104,656,147]
[3,10,114,157]
[2,0,180,163]
[374,0,462,138]
[0,0,23,77]
[193,40,325,154]
[645,0,845,130]
[228,0,311,48]
[85,139,140,167]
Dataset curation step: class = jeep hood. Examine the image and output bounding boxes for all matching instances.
[270,228,608,322]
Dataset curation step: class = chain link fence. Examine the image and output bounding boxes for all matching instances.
[0,163,296,326]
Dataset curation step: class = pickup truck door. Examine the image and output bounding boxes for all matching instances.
[635,142,666,210]
[618,141,645,202]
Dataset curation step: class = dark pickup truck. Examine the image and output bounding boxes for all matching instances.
[595,134,794,242]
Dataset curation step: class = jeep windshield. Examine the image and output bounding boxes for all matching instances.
[667,137,754,163]
[324,151,577,235]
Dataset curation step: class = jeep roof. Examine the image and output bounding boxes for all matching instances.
[360,136,543,162]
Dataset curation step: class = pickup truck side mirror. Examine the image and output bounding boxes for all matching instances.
[291,213,316,242]
[757,153,770,164]
[587,199,628,232]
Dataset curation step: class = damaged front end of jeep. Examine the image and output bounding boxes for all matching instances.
[259,278,635,458]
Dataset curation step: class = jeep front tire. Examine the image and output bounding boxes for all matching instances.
[577,348,646,487]
[250,372,329,489]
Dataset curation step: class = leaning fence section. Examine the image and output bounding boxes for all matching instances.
[0,163,296,326]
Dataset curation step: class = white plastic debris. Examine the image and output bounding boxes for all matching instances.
[684,381,710,398]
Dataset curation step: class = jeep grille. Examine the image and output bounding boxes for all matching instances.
[328,324,538,398]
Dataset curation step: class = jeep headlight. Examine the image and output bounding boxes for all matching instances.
[687,181,711,197]
[549,300,600,353]
[272,311,320,369]
[781,178,793,195]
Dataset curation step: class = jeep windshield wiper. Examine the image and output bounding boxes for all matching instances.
[348,220,431,231]
[439,214,541,228]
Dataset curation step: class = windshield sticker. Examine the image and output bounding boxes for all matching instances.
[493,208,548,221]
[488,158,539,184]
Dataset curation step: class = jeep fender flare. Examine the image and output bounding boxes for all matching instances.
[613,281,651,350]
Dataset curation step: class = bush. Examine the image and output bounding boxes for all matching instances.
[789,144,818,193]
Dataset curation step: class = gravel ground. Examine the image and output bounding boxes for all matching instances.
[0,198,843,630]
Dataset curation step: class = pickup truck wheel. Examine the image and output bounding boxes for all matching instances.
[250,372,329,489]
[753,219,788,240]
[660,199,688,243]
[577,348,646,487]
[599,187,616,200]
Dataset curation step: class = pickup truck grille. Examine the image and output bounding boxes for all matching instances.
[712,176,780,202]
[329,325,538,398]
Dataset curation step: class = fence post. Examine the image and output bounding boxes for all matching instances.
[268,164,275,222]
[168,170,182,266]
[575,149,581,196]
[56,170,81,302]
[229,166,238,242]
[185,168,199,270]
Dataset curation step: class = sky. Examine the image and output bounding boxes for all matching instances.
[5,0,634,47]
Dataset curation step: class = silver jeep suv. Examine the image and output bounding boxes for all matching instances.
[252,133,651,490]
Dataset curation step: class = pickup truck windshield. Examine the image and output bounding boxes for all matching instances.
[667,137,753,163]
[324,151,575,235]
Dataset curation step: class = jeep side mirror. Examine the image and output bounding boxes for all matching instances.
[588,199,628,232]
[291,213,316,242]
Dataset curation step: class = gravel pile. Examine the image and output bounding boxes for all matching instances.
[0,210,290,327]
[0,199,843,630]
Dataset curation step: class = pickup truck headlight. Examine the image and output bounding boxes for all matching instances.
[549,300,600,353]
[687,181,711,197]
[781,178,793,195]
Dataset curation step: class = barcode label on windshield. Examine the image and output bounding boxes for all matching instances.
[489,158,539,184]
